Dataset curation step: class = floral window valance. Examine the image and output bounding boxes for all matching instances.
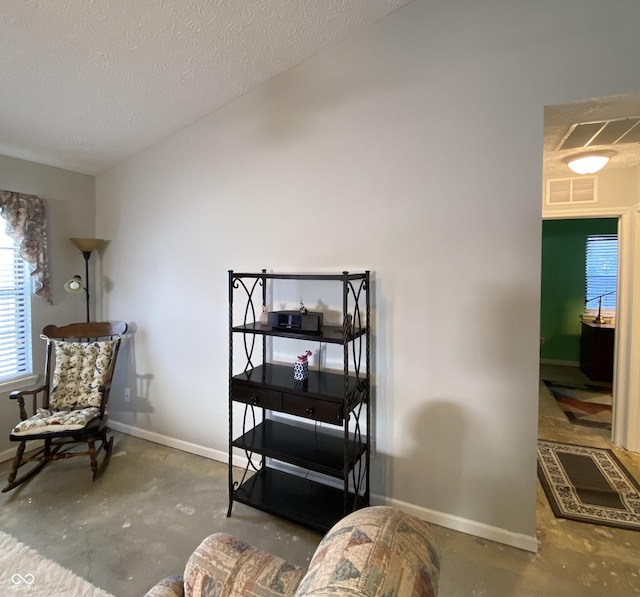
[0,190,52,304]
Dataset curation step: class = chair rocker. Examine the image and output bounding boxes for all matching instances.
[2,321,128,493]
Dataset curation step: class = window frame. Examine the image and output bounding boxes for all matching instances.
[584,233,618,321]
[0,226,36,390]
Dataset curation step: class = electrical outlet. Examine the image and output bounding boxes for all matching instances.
[124,388,131,402]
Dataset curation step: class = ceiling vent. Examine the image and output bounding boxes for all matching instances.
[546,177,597,206]
[557,117,640,150]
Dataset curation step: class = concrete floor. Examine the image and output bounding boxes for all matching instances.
[0,364,639,596]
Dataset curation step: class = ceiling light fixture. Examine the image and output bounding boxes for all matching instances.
[564,151,615,175]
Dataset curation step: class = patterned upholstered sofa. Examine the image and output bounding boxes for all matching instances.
[144,506,440,597]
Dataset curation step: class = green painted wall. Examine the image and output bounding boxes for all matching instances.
[540,218,618,363]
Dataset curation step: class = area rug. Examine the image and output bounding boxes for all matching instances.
[543,380,612,429]
[537,439,640,531]
[0,531,114,596]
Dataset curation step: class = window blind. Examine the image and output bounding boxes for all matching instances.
[585,234,618,313]
[0,226,31,381]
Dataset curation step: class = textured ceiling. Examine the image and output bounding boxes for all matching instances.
[544,91,640,179]
[0,0,411,175]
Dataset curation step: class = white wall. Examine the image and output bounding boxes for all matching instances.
[96,0,640,550]
[544,167,640,216]
[0,155,95,456]
[599,169,640,208]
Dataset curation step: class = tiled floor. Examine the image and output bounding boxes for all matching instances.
[0,363,639,596]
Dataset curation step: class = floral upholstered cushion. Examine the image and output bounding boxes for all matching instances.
[183,532,305,597]
[294,506,441,596]
[143,507,440,597]
[143,575,185,597]
[49,339,115,409]
[11,407,100,436]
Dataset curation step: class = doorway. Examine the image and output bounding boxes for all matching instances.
[540,216,618,442]
[542,91,640,452]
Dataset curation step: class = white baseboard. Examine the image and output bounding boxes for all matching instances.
[0,440,40,465]
[0,446,16,464]
[109,421,538,554]
[108,420,229,463]
[540,359,580,367]
[370,493,538,553]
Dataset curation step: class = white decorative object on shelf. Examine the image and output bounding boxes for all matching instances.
[260,305,269,325]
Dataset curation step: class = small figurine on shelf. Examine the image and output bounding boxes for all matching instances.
[299,300,307,315]
[293,350,312,381]
[298,350,312,361]
[260,305,269,326]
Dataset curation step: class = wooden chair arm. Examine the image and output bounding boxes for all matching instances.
[9,384,47,398]
[9,385,48,421]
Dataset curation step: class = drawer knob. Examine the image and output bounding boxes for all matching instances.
[251,395,259,405]
[305,407,314,416]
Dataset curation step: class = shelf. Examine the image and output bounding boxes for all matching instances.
[233,364,364,405]
[232,322,365,344]
[228,269,370,531]
[233,467,357,532]
[231,272,369,282]
[232,420,366,478]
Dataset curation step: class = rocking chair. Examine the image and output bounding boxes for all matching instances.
[2,321,128,492]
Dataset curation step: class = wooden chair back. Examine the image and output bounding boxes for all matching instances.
[42,321,128,340]
[41,321,128,415]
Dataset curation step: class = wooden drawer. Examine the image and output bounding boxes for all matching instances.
[233,384,282,411]
[283,393,343,425]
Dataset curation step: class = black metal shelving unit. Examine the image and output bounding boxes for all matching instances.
[227,270,370,533]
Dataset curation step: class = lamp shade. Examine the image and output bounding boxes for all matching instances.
[565,151,614,175]
[64,275,84,294]
[69,237,104,252]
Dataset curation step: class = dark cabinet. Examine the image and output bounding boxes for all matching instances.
[580,321,615,382]
[227,270,371,532]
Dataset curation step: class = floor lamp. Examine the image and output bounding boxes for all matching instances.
[65,237,104,322]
